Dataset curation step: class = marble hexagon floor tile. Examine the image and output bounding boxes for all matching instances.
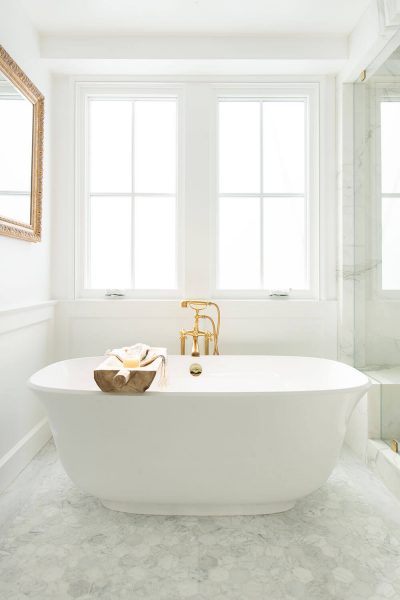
[1,442,400,600]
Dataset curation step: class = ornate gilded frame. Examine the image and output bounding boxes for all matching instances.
[0,46,44,242]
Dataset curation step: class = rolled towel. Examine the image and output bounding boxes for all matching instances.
[113,368,132,389]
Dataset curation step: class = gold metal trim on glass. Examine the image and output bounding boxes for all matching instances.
[0,46,44,242]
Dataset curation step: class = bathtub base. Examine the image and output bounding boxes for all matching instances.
[100,499,296,516]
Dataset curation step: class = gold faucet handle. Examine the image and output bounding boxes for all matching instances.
[181,299,210,311]
[180,299,221,356]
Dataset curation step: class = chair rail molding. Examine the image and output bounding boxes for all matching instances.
[0,300,57,336]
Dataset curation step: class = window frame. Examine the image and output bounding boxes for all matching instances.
[75,80,326,301]
[371,82,400,299]
[75,82,185,299]
[210,83,320,299]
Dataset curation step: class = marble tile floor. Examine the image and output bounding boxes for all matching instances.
[1,442,400,600]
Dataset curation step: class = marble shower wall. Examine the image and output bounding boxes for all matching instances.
[337,83,356,366]
[353,78,400,368]
[353,81,370,368]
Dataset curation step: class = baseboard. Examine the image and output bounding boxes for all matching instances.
[0,418,52,493]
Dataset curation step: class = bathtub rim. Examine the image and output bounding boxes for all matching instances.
[29,355,372,397]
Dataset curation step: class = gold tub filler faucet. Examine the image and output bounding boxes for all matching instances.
[180,300,220,356]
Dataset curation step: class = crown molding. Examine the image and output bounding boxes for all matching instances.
[379,0,400,30]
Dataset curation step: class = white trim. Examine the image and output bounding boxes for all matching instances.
[370,81,400,298]
[379,0,400,28]
[0,190,31,195]
[70,75,340,84]
[260,101,264,289]
[75,82,184,299]
[73,77,334,302]
[0,418,51,493]
[131,99,136,289]
[0,301,56,336]
[57,297,337,318]
[211,83,320,299]
[40,34,347,61]
[319,75,336,301]
[338,0,400,83]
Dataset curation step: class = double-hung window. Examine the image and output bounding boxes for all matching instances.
[78,86,180,297]
[76,82,319,299]
[379,92,400,291]
[216,86,318,297]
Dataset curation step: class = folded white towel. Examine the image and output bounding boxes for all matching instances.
[105,343,150,363]
[105,344,167,388]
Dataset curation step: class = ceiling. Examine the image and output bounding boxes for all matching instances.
[23,0,370,37]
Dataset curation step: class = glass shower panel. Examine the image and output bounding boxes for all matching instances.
[353,49,400,453]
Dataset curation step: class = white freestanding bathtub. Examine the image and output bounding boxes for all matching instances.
[29,355,370,515]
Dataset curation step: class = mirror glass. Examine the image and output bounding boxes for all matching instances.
[0,72,33,225]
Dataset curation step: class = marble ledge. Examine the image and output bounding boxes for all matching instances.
[367,439,400,503]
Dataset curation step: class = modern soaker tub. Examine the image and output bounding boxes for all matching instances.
[29,355,370,515]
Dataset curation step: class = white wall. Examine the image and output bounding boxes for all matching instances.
[51,74,339,361]
[55,299,338,360]
[0,0,52,307]
[0,0,53,491]
[0,303,54,491]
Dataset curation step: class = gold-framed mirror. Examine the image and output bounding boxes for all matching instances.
[0,46,44,242]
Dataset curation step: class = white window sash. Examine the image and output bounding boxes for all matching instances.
[74,80,326,301]
[210,83,319,299]
[370,82,400,299]
[75,82,185,299]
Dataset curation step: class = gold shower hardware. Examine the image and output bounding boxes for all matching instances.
[360,69,367,82]
[180,300,220,357]
[390,439,399,453]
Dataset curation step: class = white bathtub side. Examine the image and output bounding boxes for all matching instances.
[32,385,365,514]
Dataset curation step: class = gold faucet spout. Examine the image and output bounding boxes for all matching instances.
[192,334,200,357]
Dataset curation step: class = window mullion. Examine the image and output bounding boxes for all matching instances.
[219,192,303,197]
[85,96,91,291]
[88,191,174,197]
[259,100,264,290]
[131,100,135,290]
[184,83,213,297]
